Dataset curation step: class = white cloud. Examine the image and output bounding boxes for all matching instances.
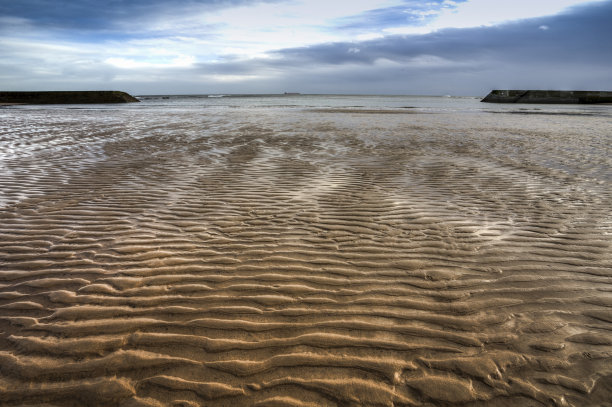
[208,74,264,82]
[356,33,384,41]
[105,54,195,69]
[195,0,404,57]
[407,54,464,67]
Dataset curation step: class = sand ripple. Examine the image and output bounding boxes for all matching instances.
[1,106,611,406]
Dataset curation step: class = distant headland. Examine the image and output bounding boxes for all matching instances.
[0,91,139,105]
[481,90,612,104]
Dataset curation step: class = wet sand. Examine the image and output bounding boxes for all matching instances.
[0,105,611,406]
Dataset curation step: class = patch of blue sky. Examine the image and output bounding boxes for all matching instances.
[331,0,470,31]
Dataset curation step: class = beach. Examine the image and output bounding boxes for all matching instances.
[0,95,611,406]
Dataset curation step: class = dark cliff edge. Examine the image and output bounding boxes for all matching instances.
[481,90,612,104]
[0,91,140,104]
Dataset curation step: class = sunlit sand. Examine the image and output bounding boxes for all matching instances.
[1,98,611,406]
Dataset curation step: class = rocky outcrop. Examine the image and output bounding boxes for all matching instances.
[481,90,612,104]
[0,91,139,104]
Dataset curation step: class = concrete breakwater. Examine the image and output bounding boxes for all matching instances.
[0,91,139,104]
[481,90,612,104]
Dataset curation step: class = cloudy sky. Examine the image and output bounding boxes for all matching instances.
[0,0,610,95]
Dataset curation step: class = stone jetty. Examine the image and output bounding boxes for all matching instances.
[481,90,612,104]
[0,91,139,104]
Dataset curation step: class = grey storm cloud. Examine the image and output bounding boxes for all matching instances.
[271,1,612,66]
[0,0,280,30]
[181,0,612,95]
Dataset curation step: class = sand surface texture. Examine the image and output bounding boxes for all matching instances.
[0,103,611,406]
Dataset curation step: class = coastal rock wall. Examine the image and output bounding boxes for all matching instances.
[0,91,139,104]
[481,89,612,104]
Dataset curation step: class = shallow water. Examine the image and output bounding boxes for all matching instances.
[0,95,611,406]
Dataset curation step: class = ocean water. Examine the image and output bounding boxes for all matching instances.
[0,95,611,406]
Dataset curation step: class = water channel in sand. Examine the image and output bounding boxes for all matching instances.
[0,95,611,406]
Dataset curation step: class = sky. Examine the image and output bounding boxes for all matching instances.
[0,0,610,95]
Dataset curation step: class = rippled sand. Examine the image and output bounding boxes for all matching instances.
[1,104,611,406]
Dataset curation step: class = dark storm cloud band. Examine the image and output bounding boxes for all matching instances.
[0,0,280,30]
